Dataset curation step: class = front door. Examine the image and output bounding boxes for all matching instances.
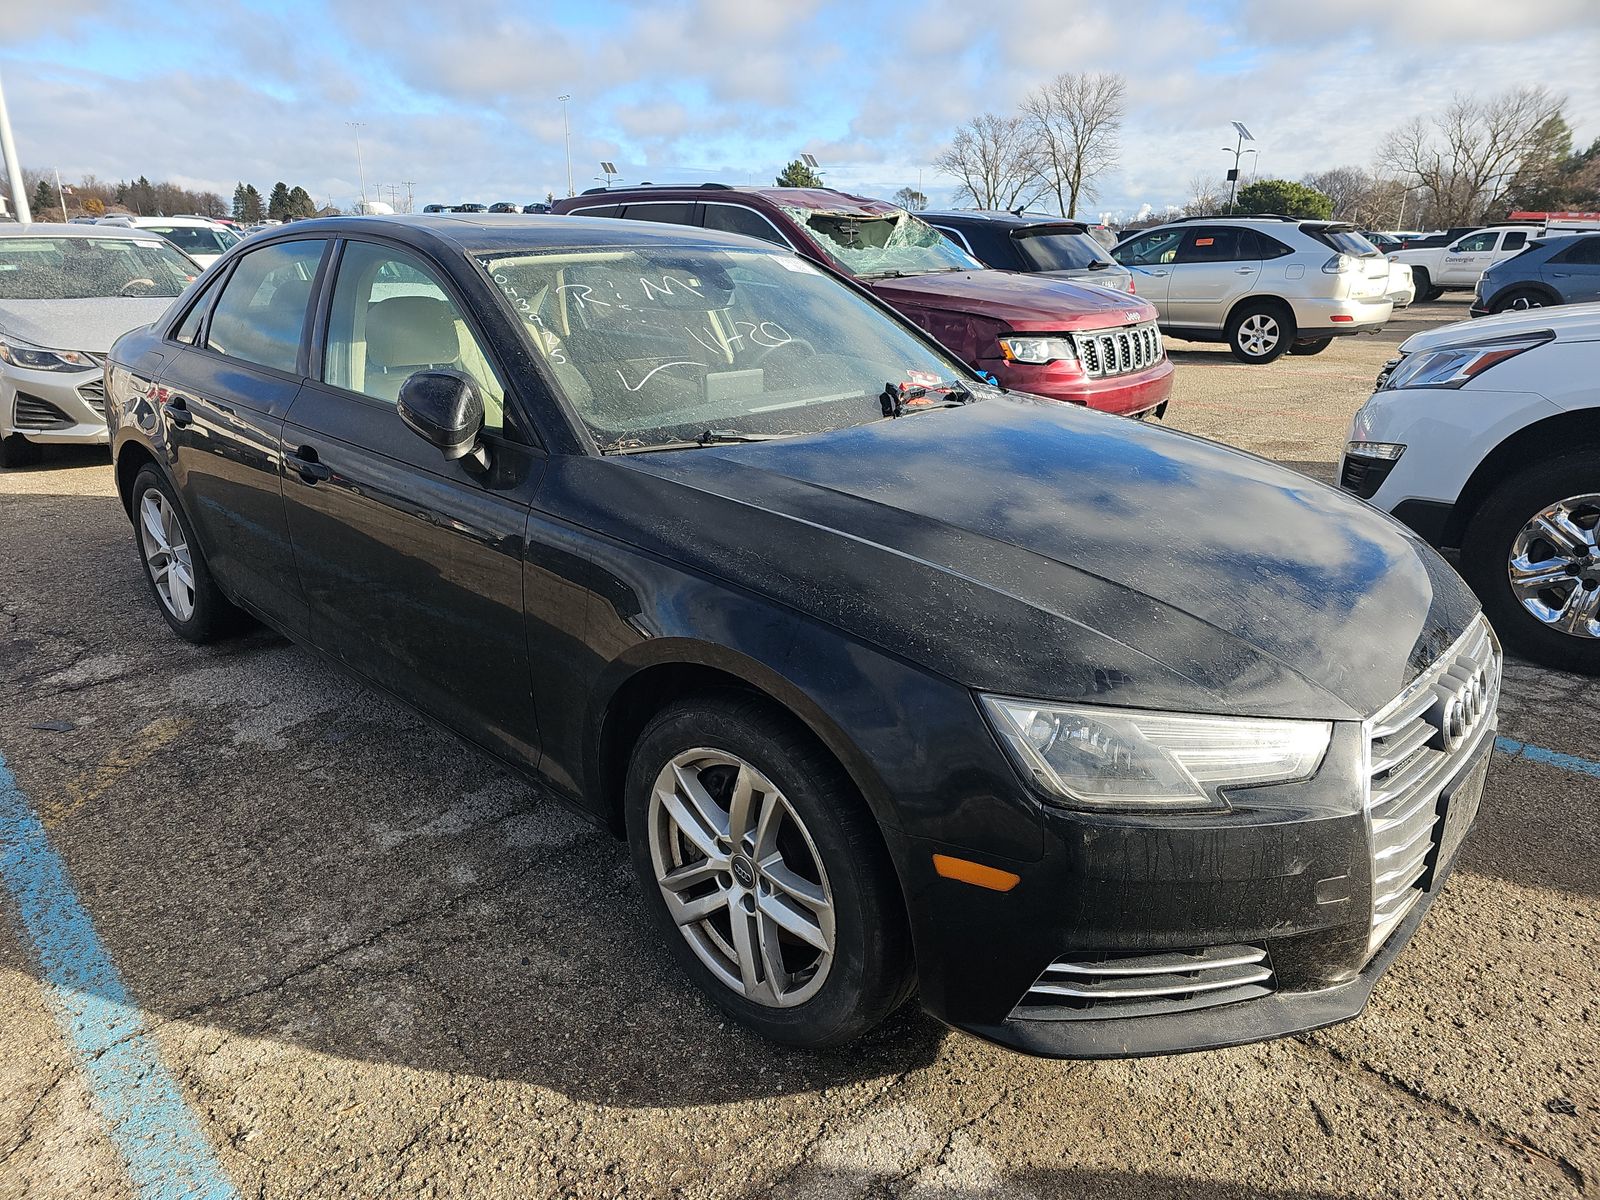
[1111,229,1180,316]
[1440,231,1500,286]
[279,238,544,767]
[156,237,329,634]
[1164,226,1262,329]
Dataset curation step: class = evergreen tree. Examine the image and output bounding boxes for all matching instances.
[241,185,264,223]
[266,181,291,222]
[286,186,316,221]
[232,182,248,221]
[775,159,824,188]
[32,179,54,216]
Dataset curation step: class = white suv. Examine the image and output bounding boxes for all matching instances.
[1341,303,1600,671]
[1111,217,1393,364]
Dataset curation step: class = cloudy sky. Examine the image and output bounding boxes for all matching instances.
[4,0,1599,220]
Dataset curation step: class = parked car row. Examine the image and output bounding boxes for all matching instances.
[98,212,1501,1063]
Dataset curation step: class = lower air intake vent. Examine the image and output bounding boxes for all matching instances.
[13,392,73,430]
[1013,944,1274,1021]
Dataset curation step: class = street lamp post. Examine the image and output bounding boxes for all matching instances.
[347,121,367,211]
[0,68,31,224]
[1223,120,1256,213]
[558,95,573,197]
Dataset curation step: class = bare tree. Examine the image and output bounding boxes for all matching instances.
[1183,173,1226,217]
[891,186,928,211]
[1023,72,1126,217]
[935,114,1046,211]
[1380,87,1567,226]
[1301,166,1374,220]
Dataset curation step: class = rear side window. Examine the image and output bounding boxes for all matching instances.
[1502,231,1528,251]
[1554,237,1600,266]
[204,240,326,374]
[569,204,621,219]
[620,202,696,226]
[702,204,789,247]
[1176,227,1254,263]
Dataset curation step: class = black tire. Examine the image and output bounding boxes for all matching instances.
[1491,288,1552,315]
[1411,269,1443,303]
[624,692,914,1049]
[1225,301,1295,364]
[1460,453,1600,674]
[130,465,244,644]
[0,433,42,468]
[1288,337,1334,356]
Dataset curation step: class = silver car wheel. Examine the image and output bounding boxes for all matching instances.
[1238,313,1280,357]
[139,490,197,622]
[648,748,836,1008]
[1508,493,1600,638]
[1508,295,1543,311]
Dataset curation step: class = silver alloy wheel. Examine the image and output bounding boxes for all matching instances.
[138,490,197,622]
[648,748,836,1007]
[1508,493,1600,638]
[1507,294,1544,311]
[1237,313,1280,357]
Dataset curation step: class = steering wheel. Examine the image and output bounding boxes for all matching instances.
[121,277,157,297]
[748,336,815,370]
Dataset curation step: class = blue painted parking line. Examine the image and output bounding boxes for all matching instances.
[0,750,238,1200]
[1496,735,1600,780]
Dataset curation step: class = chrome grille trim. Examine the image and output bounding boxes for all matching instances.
[1363,615,1501,957]
[1014,944,1275,1021]
[1072,321,1163,380]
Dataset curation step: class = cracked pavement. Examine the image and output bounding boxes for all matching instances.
[0,297,1595,1199]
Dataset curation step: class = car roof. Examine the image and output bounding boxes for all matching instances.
[243,212,805,255]
[568,184,903,217]
[0,221,168,242]
[921,209,1090,232]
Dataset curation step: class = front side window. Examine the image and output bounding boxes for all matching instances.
[479,245,972,451]
[323,241,507,430]
[781,206,982,278]
[0,236,199,300]
[1455,232,1498,253]
[203,239,327,373]
[702,204,789,248]
[1114,229,1184,267]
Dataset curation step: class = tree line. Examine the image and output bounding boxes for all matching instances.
[3,169,338,223]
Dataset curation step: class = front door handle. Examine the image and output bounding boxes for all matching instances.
[1234,267,1255,274]
[287,445,332,483]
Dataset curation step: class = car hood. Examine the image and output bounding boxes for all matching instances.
[868,270,1157,331]
[1400,302,1600,353]
[558,399,1479,721]
[0,298,174,355]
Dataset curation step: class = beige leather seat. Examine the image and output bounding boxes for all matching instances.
[362,295,504,426]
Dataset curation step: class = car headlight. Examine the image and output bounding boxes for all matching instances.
[999,335,1076,364]
[1379,332,1549,391]
[980,696,1331,809]
[0,336,100,373]
[1345,440,1404,461]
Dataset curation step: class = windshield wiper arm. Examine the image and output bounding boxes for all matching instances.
[879,380,975,418]
[601,429,795,455]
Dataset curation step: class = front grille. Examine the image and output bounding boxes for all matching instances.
[1340,453,1398,499]
[1073,321,1163,379]
[1013,944,1274,1021]
[12,391,73,430]
[1364,616,1501,956]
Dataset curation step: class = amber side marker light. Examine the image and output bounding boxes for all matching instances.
[932,853,1021,892]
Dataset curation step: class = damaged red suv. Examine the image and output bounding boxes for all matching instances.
[552,185,1174,418]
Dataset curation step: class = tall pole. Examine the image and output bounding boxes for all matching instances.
[0,68,31,224]
[54,167,66,220]
[347,121,367,211]
[1225,131,1244,213]
[558,95,572,197]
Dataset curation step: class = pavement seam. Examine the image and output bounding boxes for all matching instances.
[1297,1037,1588,1195]
[0,1065,71,1169]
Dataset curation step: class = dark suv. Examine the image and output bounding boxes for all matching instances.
[921,209,1135,294]
[553,185,1173,418]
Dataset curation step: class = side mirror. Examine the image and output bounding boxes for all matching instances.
[397,370,485,463]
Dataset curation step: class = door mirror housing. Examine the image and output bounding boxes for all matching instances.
[397,370,487,465]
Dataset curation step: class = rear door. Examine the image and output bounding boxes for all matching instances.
[1548,236,1600,303]
[155,237,329,634]
[1164,226,1260,329]
[279,236,543,767]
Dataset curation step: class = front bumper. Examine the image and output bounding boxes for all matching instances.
[1290,295,1393,335]
[991,356,1174,417]
[902,720,1492,1058]
[1,365,109,444]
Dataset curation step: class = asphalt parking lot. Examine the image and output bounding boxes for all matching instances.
[1,296,1596,1200]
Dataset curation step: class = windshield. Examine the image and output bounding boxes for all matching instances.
[146,225,237,257]
[781,206,982,278]
[0,237,199,300]
[479,245,972,450]
[1013,229,1117,271]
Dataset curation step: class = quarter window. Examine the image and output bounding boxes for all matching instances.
[204,240,327,374]
[323,241,508,431]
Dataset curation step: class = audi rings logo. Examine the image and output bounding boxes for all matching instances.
[1431,665,1490,752]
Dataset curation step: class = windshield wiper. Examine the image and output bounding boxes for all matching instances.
[879,380,974,418]
[601,429,796,455]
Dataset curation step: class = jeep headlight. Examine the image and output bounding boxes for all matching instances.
[999,336,1077,364]
[980,697,1331,809]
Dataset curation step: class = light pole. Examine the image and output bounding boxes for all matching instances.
[1223,120,1255,213]
[347,121,367,211]
[558,95,573,197]
[0,67,30,223]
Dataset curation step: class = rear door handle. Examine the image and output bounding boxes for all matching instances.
[165,395,194,427]
[287,445,331,483]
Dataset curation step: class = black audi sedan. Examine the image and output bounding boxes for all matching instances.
[105,214,1500,1057]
